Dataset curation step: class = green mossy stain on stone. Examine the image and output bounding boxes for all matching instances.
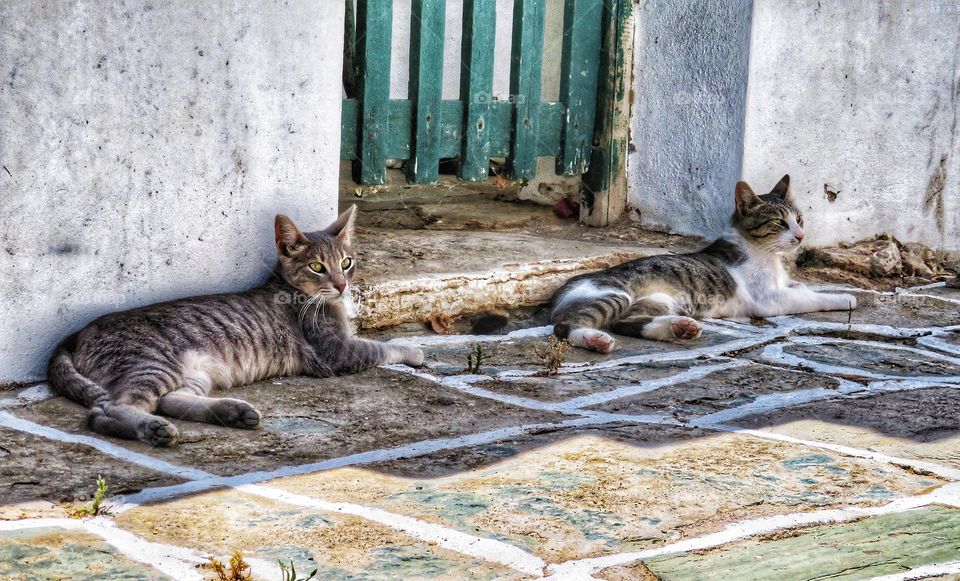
[781,453,847,474]
[644,505,960,581]
[391,490,490,526]
[0,528,166,581]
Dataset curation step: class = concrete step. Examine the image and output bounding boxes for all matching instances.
[353,229,675,330]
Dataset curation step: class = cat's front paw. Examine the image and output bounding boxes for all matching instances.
[214,398,262,429]
[829,293,858,310]
[396,344,425,367]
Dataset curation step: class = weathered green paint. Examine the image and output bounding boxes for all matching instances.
[644,506,960,581]
[340,99,358,160]
[343,0,609,186]
[458,0,496,182]
[406,0,446,184]
[341,99,564,161]
[580,0,632,225]
[352,0,393,185]
[557,0,603,176]
[507,0,545,180]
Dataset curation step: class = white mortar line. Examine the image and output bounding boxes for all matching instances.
[543,482,960,579]
[917,330,960,356]
[869,559,960,581]
[0,411,212,480]
[392,325,553,347]
[0,517,207,580]
[760,338,960,382]
[239,484,548,576]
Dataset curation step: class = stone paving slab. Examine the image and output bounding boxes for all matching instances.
[114,488,515,580]
[13,368,564,477]
[636,505,960,581]
[587,362,842,419]
[732,387,960,469]
[0,426,183,507]
[775,340,960,378]
[0,527,167,581]
[266,424,941,563]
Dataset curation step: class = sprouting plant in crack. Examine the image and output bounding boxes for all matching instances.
[535,335,571,376]
[208,551,252,581]
[466,343,490,374]
[68,475,111,518]
[279,559,318,581]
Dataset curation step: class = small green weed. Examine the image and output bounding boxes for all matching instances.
[68,475,111,518]
[279,559,318,581]
[466,343,490,374]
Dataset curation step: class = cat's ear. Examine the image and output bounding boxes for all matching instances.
[326,204,357,245]
[735,181,763,214]
[769,174,793,202]
[275,215,310,256]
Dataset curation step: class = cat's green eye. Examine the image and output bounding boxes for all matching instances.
[776,219,789,228]
[341,257,353,270]
[309,262,326,273]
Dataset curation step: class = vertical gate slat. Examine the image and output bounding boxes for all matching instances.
[458,0,496,182]
[508,0,545,180]
[557,0,603,175]
[406,0,446,184]
[353,0,393,185]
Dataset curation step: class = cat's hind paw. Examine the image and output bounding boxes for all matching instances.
[671,317,702,340]
[214,399,262,429]
[568,328,616,353]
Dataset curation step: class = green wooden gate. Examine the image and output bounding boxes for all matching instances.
[341,0,624,191]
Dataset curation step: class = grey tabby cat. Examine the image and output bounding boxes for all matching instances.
[48,206,423,446]
[551,175,858,352]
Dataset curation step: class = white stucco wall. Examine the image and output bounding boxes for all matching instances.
[742,0,960,251]
[628,0,753,238]
[0,1,344,382]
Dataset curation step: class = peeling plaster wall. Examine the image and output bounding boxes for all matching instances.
[0,2,344,382]
[628,0,754,238]
[742,0,960,251]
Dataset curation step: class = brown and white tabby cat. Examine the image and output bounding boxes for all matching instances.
[48,206,423,446]
[551,175,857,352]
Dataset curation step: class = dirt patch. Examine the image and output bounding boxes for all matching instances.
[0,426,183,506]
[588,364,841,419]
[733,387,960,442]
[474,362,696,403]
[13,368,564,476]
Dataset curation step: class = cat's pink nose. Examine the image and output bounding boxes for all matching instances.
[334,282,347,294]
[795,231,805,241]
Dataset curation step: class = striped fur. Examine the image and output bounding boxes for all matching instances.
[550,176,858,352]
[47,206,423,446]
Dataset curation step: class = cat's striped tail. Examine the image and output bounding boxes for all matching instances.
[47,335,107,408]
